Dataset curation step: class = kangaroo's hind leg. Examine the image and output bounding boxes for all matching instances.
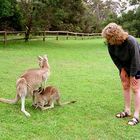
[21,95,31,117]
[17,78,31,117]
[41,101,54,110]
[56,98,61,106]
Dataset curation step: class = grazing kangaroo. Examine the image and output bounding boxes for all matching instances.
[0,55,50,117]
[33,86,76,110]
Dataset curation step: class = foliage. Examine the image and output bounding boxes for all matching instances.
[0,0,140,37]
[118,7,140,37]
[0,0,22,30]
[129,0,140,5]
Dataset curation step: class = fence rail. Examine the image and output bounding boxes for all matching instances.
[0,31,102,45]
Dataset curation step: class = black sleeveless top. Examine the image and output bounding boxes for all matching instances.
[108,35,140,76]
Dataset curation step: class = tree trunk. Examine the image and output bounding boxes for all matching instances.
[24,7,34,42]
[25,15,32,42]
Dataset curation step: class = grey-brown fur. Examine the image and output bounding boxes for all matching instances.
[33,86,76,110]
[0,55,50,117]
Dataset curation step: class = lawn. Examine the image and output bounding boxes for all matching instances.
[0,38,140,140]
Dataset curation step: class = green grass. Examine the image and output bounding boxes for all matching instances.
[0,38,140,140]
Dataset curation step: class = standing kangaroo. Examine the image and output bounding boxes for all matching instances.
[0,55,50,117]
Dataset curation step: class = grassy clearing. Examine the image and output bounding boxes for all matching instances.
[0,38,140,140]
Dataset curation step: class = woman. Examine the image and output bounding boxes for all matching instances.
[102,23,140,126]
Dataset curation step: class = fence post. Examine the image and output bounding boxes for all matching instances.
[43,31,45,41]
[66,32,68,40]
[75,33,77,40]
[4,31,7,45]
[56,32,58,40]
[82,34,84,40]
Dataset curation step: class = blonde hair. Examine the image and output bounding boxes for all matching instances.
[102,23,128,45]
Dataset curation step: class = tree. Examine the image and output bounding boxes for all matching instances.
[18,0,47,41]
[83,0,122,32]
[0,0,21,30]
[118,6,140,37]
[129,0,140,5]
[46,0,85,32]
[17,0,85,41]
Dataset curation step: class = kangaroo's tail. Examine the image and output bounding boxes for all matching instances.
[59,100,76,106]
[0,77,27,105]
[0,95,19,104]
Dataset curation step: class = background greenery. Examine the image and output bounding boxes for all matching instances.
[0,38,140,140]
[0,0,140,37]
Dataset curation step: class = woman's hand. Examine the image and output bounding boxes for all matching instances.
[131,77,138,87]
[121,68,128,81]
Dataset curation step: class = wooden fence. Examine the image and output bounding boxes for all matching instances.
[0,31,102,45]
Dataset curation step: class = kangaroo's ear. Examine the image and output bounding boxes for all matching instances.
[43,55,48,60]
[38,56,43,61]
[38,88,44,94]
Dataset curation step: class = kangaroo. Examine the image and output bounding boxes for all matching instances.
[0,55,50,117]
[33,86,76,110]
